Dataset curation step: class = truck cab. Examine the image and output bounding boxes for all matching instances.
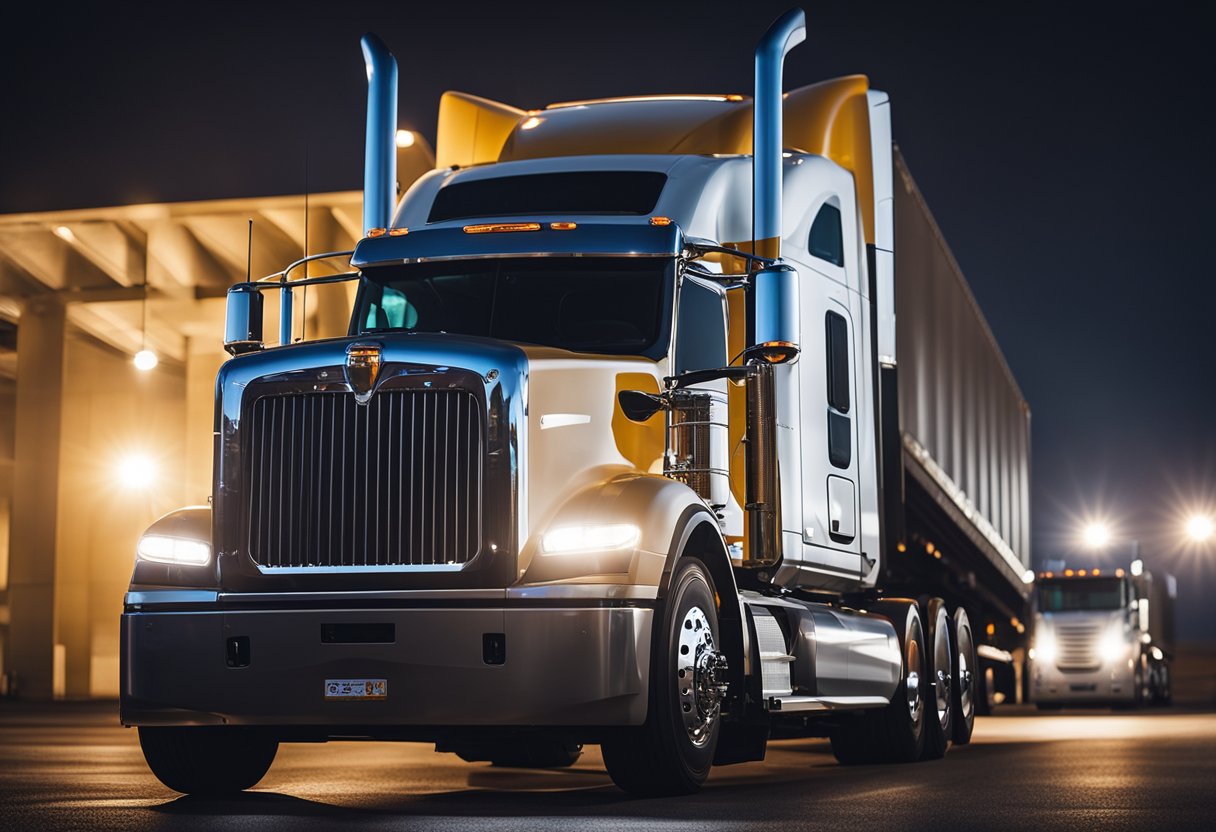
[1031,564,1173,708]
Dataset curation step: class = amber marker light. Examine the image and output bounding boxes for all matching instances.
[367,227,388,238]
[520,116,543,130]
[463,222,542,234]
[649,216,673,226]
[753,341,799,364]
[388,227,409,236]
[550,222,577,230]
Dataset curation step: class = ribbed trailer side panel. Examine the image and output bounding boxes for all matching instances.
[893,150,1031,596]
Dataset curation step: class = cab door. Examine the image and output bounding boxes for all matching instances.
[795,196,864,582]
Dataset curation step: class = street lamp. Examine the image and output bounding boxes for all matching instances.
[1082,522,1111,549]
[1186,514,1213,543]
[117,454,157,489]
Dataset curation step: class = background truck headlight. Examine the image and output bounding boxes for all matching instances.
[1100,628,1128,664]
[540,524,639,555]
[137,534,211,566]
[1034,632,1057,665]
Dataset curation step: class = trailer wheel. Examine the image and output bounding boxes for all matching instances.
[139,726,278,794]
[920,598,953,760]
[601,558,725,796]
[950,607,977,745]
[830,599,927,764]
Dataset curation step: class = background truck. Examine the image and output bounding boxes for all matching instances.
[1032,560,1176,708]
[121,8,1033,796]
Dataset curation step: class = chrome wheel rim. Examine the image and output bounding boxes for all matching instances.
[676,604,727,747]
[934,618,952,727]
[906,636,923,724]
[958,625,974,721]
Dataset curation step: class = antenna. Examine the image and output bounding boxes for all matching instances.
[245,218,253,283]
[300,144,309,342]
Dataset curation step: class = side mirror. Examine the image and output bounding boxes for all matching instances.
[750,263,800,364]
[224,284,265,356]
[618,390,667,422]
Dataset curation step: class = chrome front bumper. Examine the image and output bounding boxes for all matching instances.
[121,589,653,729]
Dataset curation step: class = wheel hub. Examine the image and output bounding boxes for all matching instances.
[676,605,728,747]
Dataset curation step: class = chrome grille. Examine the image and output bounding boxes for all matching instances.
[1055,622,1101,670]
[245,389,482,568]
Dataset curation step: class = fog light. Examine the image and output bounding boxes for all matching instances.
[137,534,211,566]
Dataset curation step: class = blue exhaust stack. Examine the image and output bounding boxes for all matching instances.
[753,8,806,259]
[360,34,399,235]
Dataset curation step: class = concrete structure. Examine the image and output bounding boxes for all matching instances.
[0,138,433,698]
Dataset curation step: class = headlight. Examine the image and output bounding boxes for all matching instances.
[1099,629,1128,663]
[1034,632,1057,664]
[137,534,211,566]
[540,524,639,555]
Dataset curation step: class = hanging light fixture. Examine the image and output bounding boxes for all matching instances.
[134,263,157,371]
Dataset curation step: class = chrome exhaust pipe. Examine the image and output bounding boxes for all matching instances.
[360,33,398,235]
[753,8,806,259]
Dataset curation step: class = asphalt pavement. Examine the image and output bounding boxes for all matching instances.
[1,702,1213,831]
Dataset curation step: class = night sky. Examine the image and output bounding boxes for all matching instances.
[3,1,1214,637]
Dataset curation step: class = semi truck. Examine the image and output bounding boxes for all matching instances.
[121,8,1034,796]
[1032,560,1176,708]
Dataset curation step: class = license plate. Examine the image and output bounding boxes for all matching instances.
[324,678,387,700]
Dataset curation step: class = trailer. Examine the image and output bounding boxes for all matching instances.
[120,7,1032,797]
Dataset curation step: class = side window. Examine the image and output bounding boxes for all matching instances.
[809,203,845,267]
[825,311,851,468]
[826,311,850,413]
[675,277,727,373]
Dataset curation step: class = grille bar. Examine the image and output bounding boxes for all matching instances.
[1055,622,1100,670]
[246,389,482,569]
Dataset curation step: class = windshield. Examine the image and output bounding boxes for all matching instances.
[1038,578,1126,612]
[355,257,674,359]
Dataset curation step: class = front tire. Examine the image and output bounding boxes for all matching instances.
[139,727,278,794]
[601,558,726,796]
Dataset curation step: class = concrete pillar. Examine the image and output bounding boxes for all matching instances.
[7,297,65,700]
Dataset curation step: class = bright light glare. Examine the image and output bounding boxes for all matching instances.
[1082,522,1111,549]
[133,349,158,371]
[520,116,543,130]
[1034,632,1057,665]
[541,524,639,555]
[1022,569,1035,585]
[137,534,211,566]
[117,455,157,489]
[54,225,75,241]
[1186,514,1213,543]
[1099,629,1127,664]
[395,129,415,148]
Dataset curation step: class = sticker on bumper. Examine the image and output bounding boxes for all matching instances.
[324,678,388,700]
